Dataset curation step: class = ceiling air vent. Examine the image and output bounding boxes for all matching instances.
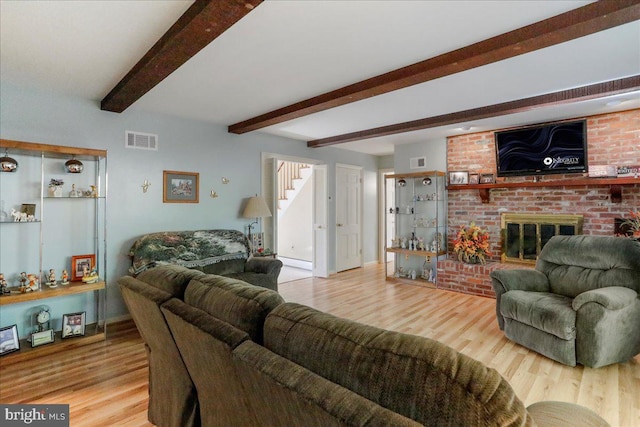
[125,131,158,151]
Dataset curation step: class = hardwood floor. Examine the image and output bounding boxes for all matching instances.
[1,263,638,426]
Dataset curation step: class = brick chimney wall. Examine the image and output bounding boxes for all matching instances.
[440,109,640,297]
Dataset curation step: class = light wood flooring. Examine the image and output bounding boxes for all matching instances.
[1,263,638,426]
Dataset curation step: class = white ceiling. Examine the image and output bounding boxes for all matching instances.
[1,0,639,156]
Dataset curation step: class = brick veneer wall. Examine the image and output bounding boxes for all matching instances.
[441,109,640,297]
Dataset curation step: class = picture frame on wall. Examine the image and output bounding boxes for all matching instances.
[449,171,469,185]
[469,173,479,185]
[31,329,54,348]
[480,173,496,184]
[71,254,95,281]
[0,324,20,356]
[163,170,199,203]
[62,312,86,338]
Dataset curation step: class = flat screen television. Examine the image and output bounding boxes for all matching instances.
[495,120,587,177]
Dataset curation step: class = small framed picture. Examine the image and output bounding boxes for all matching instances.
[0,325,20,356]
[469,173,479,185]
[21,203,36,216]
[449,171,469,185]
[62,312,86,338]
[480,173,496,184]
[71,254,96,281]
[31,329,54,348]
[163,170,199,203]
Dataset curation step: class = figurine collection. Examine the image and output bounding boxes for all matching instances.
[0,266,94,295]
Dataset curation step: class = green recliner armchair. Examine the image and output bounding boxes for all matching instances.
[491,235,640,368]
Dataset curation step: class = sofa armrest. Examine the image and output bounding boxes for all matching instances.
[572,286,638,312]
[246,257,283,276]
[490,269,550,330]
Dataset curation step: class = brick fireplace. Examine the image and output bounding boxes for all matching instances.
[438,109,640,297]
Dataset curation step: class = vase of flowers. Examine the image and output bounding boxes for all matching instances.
[453,222,492,264]
[621,210,640,238]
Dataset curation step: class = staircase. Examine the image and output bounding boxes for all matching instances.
[277,161,311,215]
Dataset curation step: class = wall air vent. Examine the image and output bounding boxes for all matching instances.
[410,156,426,169]
[125,131,158,151]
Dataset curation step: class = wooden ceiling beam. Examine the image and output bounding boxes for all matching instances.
[101,0,262,113]
[229,0,640,134]
[306,76,640,148]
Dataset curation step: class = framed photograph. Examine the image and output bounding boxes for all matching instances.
[469,173,479,185]
[449,171,469,185]
[62,312,86,338]
[0,325,20,356]
[21,203,36,216]
[31,329,54,348]
[71,254,95,281]
[163,170,199,203]
[480,173,496,184]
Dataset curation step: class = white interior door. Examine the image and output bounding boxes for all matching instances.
[336,164,362,272]
[312,165,328,277]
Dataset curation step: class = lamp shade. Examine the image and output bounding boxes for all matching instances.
[242,196,272,218]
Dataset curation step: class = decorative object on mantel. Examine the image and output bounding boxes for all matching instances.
[48,178,64,197]
[0,149,18,172]
[453,222,492,264]
[621,210,640,238]
[588,164,617,178]
[64,156,84,173]
[617,165,640,178]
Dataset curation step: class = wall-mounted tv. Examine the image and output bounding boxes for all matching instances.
[495,120,587,177]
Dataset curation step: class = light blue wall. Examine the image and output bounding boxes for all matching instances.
[0,83,381,330]
[393,140,447,174]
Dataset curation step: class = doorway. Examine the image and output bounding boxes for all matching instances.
[261,154,328,281]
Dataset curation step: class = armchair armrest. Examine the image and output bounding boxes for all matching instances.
[572,287,638,312]
[490,269,550,294]
[490,269,550,330]
[246,257,283,276]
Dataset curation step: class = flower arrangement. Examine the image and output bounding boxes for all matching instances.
[621,210,640,236]
[453,222,492,264]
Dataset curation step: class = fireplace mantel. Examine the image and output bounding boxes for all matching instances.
[448,176,639,203]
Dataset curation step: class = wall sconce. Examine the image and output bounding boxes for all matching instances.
[65,156,84,173]
[141,179,151,193]
[0,149,18,172]
[210,190,218,198]
[221,177,230,184]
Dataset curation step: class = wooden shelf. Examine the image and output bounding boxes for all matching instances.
[0,281,105,306]
[0,138,107,159]
[448,177,640,203]
[387,170,446,180]
[386,247,446,257]
[0,324,105,365]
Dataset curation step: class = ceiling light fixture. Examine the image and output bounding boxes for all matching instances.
[65,156,84,173]
[605,99,623,107]
[0,150,18,172]
[459,126,472,131]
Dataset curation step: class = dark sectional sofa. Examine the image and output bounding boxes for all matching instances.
[119,265,609,427]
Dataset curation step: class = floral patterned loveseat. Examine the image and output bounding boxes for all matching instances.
[128,229,282,291]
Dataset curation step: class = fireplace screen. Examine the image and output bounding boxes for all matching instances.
[501,214,583,264]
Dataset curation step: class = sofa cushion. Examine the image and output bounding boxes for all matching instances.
[184,275,284,344]
[501,291,576,340]
[264,302,532,427]
[201,258,246,275]
[135,264,204,299]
